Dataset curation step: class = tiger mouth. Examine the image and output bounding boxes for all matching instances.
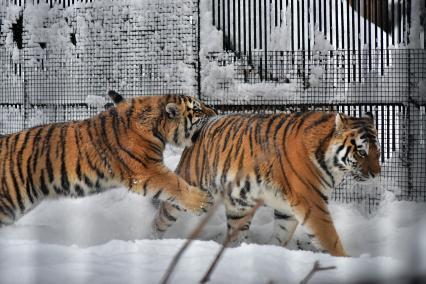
[351,172,369,182]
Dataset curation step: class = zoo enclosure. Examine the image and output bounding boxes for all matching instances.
[0,0,425,212]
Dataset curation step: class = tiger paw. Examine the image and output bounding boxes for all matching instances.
[180,186,213,216]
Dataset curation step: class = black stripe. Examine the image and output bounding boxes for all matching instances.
[126,100,135,128]
[304,113,332,132]
[60,126,70,194]
[74,184,85,197]
[274,211,293,220]
[152,189,163,200]
[39,170,50,196]
[98,113,133,174]
[295,111,318,133]
[8,136,25,213]
[16,130,31,186]
[0,198,16,220]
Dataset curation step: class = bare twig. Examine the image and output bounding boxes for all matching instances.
[160,197,223,284]
[200,200,264,284]
[299,260,336,284]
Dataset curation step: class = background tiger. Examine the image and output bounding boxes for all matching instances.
[151,111,381,257]
[0,92,216,227]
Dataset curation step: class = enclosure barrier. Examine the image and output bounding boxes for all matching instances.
[0,0,425,212]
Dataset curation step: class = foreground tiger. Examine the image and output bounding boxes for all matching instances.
[152,111,381,256]
[0,93,216,226]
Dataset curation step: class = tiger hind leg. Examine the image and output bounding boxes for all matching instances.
[291,197,347,257]
[150,201,182,239]
[269,210,299,246]
[225,206,255,246]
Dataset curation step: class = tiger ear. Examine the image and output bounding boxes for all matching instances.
[166,103,181,119]
[364,111,374,121]
[107,90,124,104]
[335,113,347,131]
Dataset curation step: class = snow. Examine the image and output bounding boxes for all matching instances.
[0,146,425,283]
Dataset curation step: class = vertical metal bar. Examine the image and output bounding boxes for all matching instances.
[324,0,327,37]
[197,0,201,98]
[391,0,395,45]
[358,0,361,82]
[341,0,345,49]
[253,0,256,49]
[218,0,221,30]
[352,0,355,82]
[260,0,263,49]
[398,0,401,44]
[336,0,339,48]
[364,0,367,45]
[264,0,268,79]
[329,0,332,45]
[313,0,316,25]
[248,0,252,59]
[307,0,311,60]
[301,0,305,51]
[290,0,294,51]
[319,0,322,31]
[387,105,390,160]
[238,0,242,52]
[380,0,384,75]
[375,0,378,48]
[212,0,215,26]
[392,105,396,152]
[222,0,226,49]
[347,0,350,82]
[368,0,372,70]
[402,0,406,45]
[243,0,247,54]
[297,0,300,49]
[232,0,236,51]
[227,0,231,50]
[381,105,385,164]
[407,0,411,45]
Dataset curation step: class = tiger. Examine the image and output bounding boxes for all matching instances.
[151,111,381,257]
[0,92,217,227]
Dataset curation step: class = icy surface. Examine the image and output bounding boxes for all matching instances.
[0,146,425,283]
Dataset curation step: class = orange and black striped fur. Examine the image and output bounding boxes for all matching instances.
[152,111,381,256]
[0,93,216,227]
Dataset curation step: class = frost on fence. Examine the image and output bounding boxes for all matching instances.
[0,0,199,106]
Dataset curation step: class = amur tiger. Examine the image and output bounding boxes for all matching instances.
[151,111,381,257]
[0,93,216,227]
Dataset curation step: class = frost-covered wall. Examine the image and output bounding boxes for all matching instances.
[0,0,199,129]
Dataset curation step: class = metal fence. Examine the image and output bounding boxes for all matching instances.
[200,49,426,211]
[0,0,425,212]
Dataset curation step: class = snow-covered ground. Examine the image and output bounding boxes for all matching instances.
[0,146,425,284]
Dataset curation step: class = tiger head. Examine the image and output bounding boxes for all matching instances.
[330,112,381,183]
[107,91,217,147]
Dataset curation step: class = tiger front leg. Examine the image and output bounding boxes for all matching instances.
[151,201,182,239]
[291,197,347,257]
[128,165,213,215]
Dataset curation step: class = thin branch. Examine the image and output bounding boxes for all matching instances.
[299,260,336,284]
[160,197,223,284]
[200,200,264,284]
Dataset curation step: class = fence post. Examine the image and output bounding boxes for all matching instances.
[197,0,201,99]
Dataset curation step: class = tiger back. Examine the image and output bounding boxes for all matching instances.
[152,111,380,256]
[0,93,216,227]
